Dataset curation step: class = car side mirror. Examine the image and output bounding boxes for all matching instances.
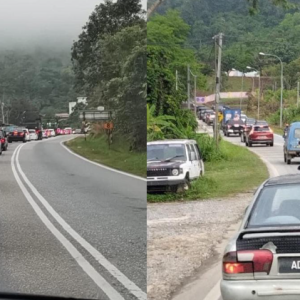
[191,152,196,161]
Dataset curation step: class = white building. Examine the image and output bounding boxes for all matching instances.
[69,102,77,114]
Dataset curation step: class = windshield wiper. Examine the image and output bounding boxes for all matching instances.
[163,155,184,162]
[147,157,160,161]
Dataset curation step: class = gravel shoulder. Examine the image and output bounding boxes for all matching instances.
[147,192,254,300]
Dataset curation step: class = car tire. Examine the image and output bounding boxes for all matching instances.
[176,178,191,193]
[270,142,274,147]
[284,153,286,162]
[249,141,253,147]
[286,153,291,164]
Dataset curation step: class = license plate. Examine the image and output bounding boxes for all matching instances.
[279,257,300,273]
[234,125,239,127]
[258,136,267,139]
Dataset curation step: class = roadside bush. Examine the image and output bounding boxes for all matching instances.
[195,133,228,162]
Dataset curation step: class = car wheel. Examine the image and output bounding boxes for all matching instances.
[177,178,191,193]
[23,139,26,143]
[270,142,274,147]
[286,153,291,164]
[284,152,286,162]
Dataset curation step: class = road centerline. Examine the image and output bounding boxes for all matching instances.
[11,144,124,300]
[15,143,147,300]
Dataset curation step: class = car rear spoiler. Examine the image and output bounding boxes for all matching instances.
[238,228,300,240]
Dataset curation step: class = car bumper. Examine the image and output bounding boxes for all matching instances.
[250,139,273,144]
[8,137,24,141]
[147,178,186,192]
[221,279,300,300]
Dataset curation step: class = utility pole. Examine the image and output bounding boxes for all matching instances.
[297,81,299,108]
[258,71,261,120]
[213,33,223,144]
[240,72,244,110]
[190,69,198,117]
[187,65,190,109]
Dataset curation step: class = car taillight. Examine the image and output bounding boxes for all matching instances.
[223,250,273,275]
[20,132,24,136]
[1,139,4,143]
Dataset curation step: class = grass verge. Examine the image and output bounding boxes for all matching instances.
[270,124,284,136]
[65,135,146,178]
[147,139,268,202]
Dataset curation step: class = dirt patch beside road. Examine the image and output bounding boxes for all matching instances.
[147,193,253,300]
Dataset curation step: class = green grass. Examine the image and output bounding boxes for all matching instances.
[270,124,283,135]
[147,140,268,202]
[65,135,146,178]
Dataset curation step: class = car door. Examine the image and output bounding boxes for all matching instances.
[191,144,201,178]
[186,144,198,179]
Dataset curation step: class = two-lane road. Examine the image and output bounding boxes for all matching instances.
[173,128,300,300]
[0,136,146,300]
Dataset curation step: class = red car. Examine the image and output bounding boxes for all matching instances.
[245,125,274,147]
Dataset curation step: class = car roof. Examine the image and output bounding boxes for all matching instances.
[264,174,300,186]
[148,139,197,145]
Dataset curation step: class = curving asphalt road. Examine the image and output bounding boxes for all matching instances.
[0,135,146,300]
[173,126,300,300]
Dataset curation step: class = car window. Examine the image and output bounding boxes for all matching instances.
[147,144,187,161]
[186,144,192,161]
[194,144,202,160]
[254,126,270,132]
[294,128,300,139]
[248,184,300,227]
[190,144,199,160]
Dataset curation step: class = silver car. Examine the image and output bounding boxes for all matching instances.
[221,173,300,300]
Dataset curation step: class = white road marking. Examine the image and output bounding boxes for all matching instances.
[203,280,221,300]
[15,144,147,300]
[11,145,124,300]
[60,137,146,182]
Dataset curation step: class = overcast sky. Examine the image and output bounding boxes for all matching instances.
[0,0,147,50]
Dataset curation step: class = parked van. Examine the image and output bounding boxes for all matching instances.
[284,122,300,164]
[147,139,204,193]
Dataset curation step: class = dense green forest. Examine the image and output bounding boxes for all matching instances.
[147,0,300,127]
[0,48,76,125]
[71,0,146,150]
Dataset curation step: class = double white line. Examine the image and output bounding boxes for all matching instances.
[11,144,146,300]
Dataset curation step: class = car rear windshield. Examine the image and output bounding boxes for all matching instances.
[254,126,270,132]
[294,128,300,139]
[147,144,187,162]
[248,184,300,228]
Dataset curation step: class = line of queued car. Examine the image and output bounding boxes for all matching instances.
[0,125,80,155]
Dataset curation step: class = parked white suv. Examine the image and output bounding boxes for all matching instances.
[147,139,204,193]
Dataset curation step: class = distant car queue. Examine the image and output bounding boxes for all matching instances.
[0,125,81,154]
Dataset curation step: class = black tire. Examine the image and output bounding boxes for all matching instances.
[176,178,191,193]
[226,131,229,137]
[249,141,253,147]
[286,153,291,164]
[270,142,274,147]
[284,153,286,162]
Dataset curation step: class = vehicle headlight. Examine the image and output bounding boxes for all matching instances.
[172,169,179,176]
